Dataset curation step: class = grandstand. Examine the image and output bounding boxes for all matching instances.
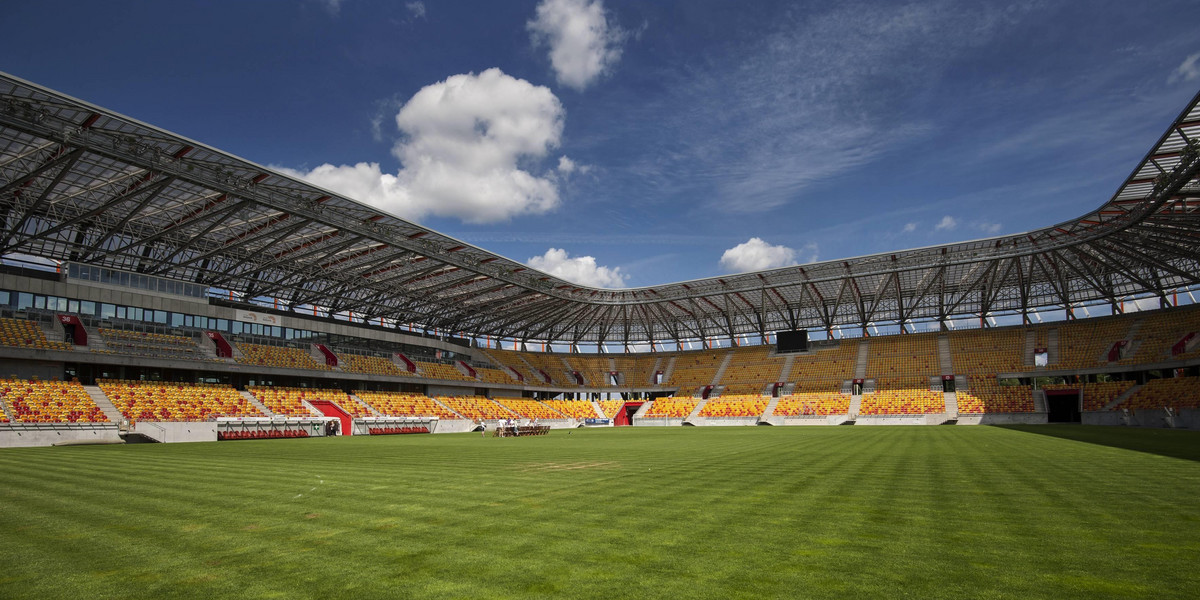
[103,380,261,421]
[0,379,107,422]
[0,73,1197,447]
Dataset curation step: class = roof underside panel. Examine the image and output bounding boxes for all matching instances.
[1,73,1198,343]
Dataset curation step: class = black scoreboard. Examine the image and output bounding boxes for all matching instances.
[776,330,808,353]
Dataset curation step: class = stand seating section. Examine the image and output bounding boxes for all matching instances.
[235,343,331,371]
[1119,307,1200,364]
[1042,381,1136,411]
[613,355,655,387]
[101,380,260,421]
[668,351,728,395]
[1121,376,1200,410]
[267,387,373,417]
[342,354,407,376]
[0,379,108,422]
[719,346,782,395]
[565,355,614,387]
[492,398,564,419]
[698,395,768,417]
[96,328,200,359]
[437,396,514,420]
[860,378,944,415]
[355,391,460,419]
[0,318,74,351]
[517,351,578,386]
[598,400,624,419]
[645,398,698,417]
[246,386,316,417]
[950,328,1025,376]
[476,366,518,385]
[480,350,549,386]
[415,361,475,382]
[773,392,850,416]
[1081,380,1136,411]
[789,341,858,390]
[956,378,1034,413]
[1055,317,1132,370]
[866,334,940,380]
[542,399,598,419]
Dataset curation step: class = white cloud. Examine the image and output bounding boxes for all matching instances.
[556,155,592,176]
[320,0,344,15]
[934,215,958,231]
[902,222,917,233]
[282,69,565,224]
[975,221,1002,234]
[527,248,628,288]
[719,238,802,273]
[406,1,426,19]
[1169,52,1200,84]
[528,0,625,91]
[557,156,577,173]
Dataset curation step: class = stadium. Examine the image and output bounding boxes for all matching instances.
[2,4,1200,597]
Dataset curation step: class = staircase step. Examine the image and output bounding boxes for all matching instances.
[239,390,275,417]
[83,385,125,422]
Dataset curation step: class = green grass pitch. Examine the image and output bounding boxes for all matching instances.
[1,425,1198,599]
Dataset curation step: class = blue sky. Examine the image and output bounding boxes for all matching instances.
[3,0,1198,288]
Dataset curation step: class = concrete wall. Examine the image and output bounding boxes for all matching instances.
[1084,408,1199,430]
[0,358,65,381]
[143,421,218,443]
[0,423,121,448]
[956,413,1048,425]
[686,416,760,427]
[855,414,951,426]
[634,417,685,427]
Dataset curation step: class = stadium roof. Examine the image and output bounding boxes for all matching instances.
[1,72,1198,346]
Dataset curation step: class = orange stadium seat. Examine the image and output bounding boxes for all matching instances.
[698,395,769,417]
[956,378,1034,413]
[0,379,108,423]
[235,343,332,371]
[644,398,699,417]
[492,398,565,419]
[354,391,460,419]
[0,318,74,351]
[101,380,261,421]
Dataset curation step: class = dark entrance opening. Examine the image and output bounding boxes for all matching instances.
[1045,390,1081,423]
[615,401,643,426]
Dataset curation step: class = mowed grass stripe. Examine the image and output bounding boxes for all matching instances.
[1,425,1198,599]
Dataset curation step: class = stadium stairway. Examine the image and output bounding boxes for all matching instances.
[83,385,125,423]
[854,343,869,379]
[944,391,958,419]
[633,401,653,419]
[662,356,678,384]
[1104,384,1143,411]
[1024,330,1037,367]
[763,395,781,418]
[847,393,863,419]
[648,356,663,386]
[686,398,709,422]
[239,391,275,417]
[1032,389,1047,413]
[349,393,382,416]
[778,353,796,383]
[0,400,14,421]
[709,352,734,387]
[937,335,953,374]
[1046,329,1060,365]
[589,401,605,419]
